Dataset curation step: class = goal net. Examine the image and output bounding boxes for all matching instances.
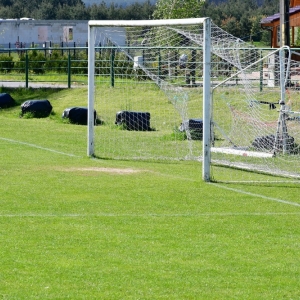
[88,19,300,183]
[88,18,211,173]
[208,25,300,182]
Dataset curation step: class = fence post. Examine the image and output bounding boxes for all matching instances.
[110,48,115,87]
[158,49,161,85]
[49,41,52,57]
[25,51,29,88]
[260,50,263,92]
[68,51,71,88]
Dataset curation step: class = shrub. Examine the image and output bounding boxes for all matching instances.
[28,50,46,74]
[44,50,68,73]
[0,54,14,72]
[14,56,26,73]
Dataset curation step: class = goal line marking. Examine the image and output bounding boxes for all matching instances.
[0,137,80,158]
[211,147,273,158]
[0,212,300,218]
[211,183,300,207]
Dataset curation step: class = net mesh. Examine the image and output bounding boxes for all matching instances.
[90,20,300,182]
[92,22,205,162]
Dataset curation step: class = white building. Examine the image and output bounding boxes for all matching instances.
[0,19,125,48]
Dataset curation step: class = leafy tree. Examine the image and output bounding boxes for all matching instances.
[259,0,279,15]
[221,17,241,38]
[141,0,155,20]
[199,2,223,25]
[239,14,253,41]
[87,2,108,20]
[122,2,154,20]
[33,1,57,19]
[107,3,121,20]
[0,0,13,6]
[260,27,272,46]
[0,5,14,18]
[295,28,300,46]
[153,0,205,19]
[56,4,72,19]
[200,0,278,42]
[250,15,263,42]
[70,2,89,19]
[55,2,88,19]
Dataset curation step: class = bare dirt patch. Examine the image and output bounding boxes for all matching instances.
[67,167,141,175]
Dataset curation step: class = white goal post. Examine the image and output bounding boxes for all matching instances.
[87,18,212,181]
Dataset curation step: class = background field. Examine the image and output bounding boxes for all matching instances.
[0,87,300,299]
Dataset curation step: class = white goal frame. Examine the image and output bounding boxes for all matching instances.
[87,18,212,181]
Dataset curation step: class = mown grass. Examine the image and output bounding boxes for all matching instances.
[0,87,300,299]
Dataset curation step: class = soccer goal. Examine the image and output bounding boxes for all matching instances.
[87,18,212,180]
[87,18,300,183]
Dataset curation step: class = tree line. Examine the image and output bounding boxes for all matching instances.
[200,0,279,43]
[0,0,155,20]
[153,0,279,44]
[0,0,280,44]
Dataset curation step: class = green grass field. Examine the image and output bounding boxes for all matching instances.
[1,87,300,299]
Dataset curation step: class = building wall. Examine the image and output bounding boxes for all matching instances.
[291,0,300,7]
[0,20,125,48]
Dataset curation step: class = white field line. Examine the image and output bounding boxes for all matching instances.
[211,183,300,207]
[0,137,80,157]
[0,212,300,218]
[1,137,299,210]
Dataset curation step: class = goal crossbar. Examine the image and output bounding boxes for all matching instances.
[88,18,208,28]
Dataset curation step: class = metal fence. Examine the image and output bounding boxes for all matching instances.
[0,46,299,89]
[0,46,89,88]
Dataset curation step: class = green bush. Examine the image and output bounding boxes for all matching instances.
[44,50,68,73]
[0,54,14,72]
[28,50,46,74]
[0,48,137,77]
[71,50,88,75]
[14,56,25,73]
